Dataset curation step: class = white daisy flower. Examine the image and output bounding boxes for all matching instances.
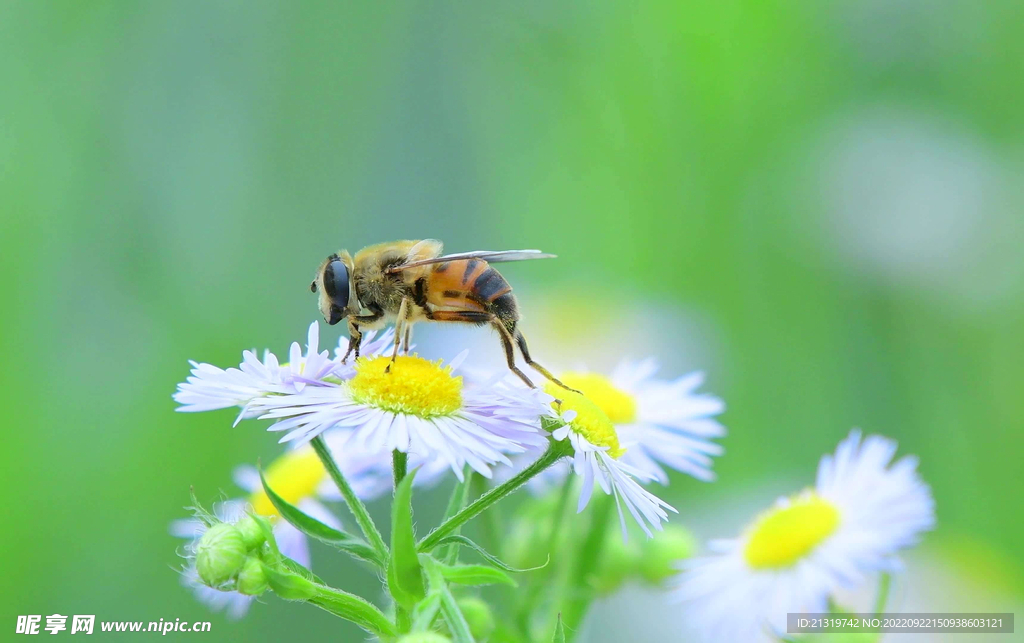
[537,383,676,538]
[673,429,935,642]
[559,359,725,483]
[247,351,548,480]
[173,321,393,421]
[171,444,344,618]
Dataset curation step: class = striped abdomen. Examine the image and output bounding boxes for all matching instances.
[425,259,520,326]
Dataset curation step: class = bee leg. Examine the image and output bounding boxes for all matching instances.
[425,309,538,389]
[342,322,362,362]
[342,308,384,362]
[515,330,581,394]
[386,297,411,373]
[492,320,538,389]
[402,324,413,355]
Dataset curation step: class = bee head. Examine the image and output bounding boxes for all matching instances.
[312,252,354,325]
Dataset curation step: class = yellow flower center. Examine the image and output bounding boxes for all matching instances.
[743,492,841,569]
[249,447,326,518]
[348,355,463,418]
[558,372,638,424]
[545,383,625,458]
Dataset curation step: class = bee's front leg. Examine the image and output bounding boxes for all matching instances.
[341,309,384,362]
[341,321,362,363]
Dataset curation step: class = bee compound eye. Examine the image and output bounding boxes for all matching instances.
[324,260,350,310]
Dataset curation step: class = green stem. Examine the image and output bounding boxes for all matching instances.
[309,586,398,641]
[393,449,408,490]
[442,466,473,565]
[561,494,614,640]
[515,478,576,637]
[419,440,570,552]
[311,435,388,561]
[473,472,503,555]
[545,477,575,552]
[873,572,891,616]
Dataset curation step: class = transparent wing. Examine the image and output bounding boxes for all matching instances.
[387,249,556,272]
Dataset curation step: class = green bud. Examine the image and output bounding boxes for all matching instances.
[234,515,267,551]
[235,556,269,596]
[638,524,697,586]
[397,633,451,643]
[456,596,495,640]
[195,523,248,587]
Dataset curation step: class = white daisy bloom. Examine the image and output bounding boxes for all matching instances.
[673,429,935,642]
[173,321,393,421]
[559,359,725,483]
[170,445,343,618]
[537,383,676,538]
[247,351,548,479]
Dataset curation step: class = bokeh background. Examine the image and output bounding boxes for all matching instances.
[2,1,1022,640]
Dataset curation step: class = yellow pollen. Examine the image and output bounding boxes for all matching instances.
[348,355,463,418]
[743,492,841,569]
[545,383,625,458]
[558,372,638,424]
[249,447,326,518]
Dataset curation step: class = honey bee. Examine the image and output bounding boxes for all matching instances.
[311,239,576,392]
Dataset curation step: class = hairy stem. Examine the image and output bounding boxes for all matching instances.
[311,435,388,560]
[561,493,614,640]
[419,440,570,552]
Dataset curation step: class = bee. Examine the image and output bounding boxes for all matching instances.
[310,239,576,392]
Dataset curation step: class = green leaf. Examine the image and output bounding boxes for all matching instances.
[553,614,566,643]
[387,468,426,609]
[259,466,384,569]
[428,535,548,573]
[439,563,517,587]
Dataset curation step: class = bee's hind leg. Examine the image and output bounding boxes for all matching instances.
[515,330,581,395]
[493,321,538,390]
[425,309,538,389]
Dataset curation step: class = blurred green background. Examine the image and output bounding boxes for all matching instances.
[2,1,1022,640]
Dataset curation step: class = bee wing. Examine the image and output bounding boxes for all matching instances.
[406,239,444,263]
[388,249,556,272]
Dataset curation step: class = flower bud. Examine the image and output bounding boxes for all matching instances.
[397,633,452,643]
[235,556,269,596]
[195,523,247,587]
[457,596,495,640]
[638,524,697,585]
[234,515,267,551]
